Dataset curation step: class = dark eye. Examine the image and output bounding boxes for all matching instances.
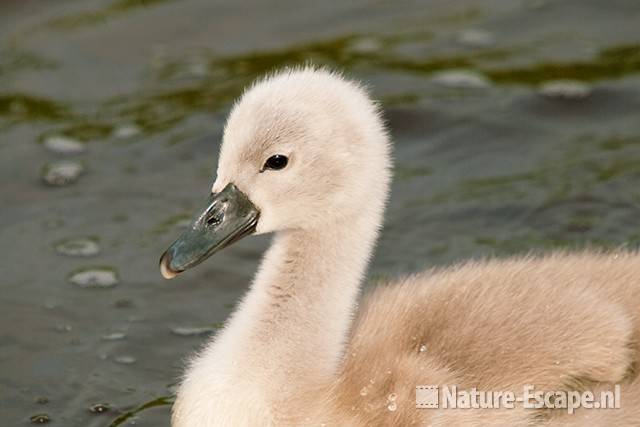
[263,154,288,171]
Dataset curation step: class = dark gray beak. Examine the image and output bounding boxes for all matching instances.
[159,183,259,279]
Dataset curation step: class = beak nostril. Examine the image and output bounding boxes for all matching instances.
[206,211,224,227]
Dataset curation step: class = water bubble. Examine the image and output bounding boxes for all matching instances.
[360,386,368,396]
[114,355,137,365]
[431,70,490,89]
[43,135,85,155]
[101,332,127,341]
[89,403,111,414]
[41,161,84,187]
[170,326,217,337]
[113,124,141,139]
[55,324,72,332]
[69,267,119,289]
[388,393,397,402]
[457,29,494,48]
[54,237,100,257]
[538,80,592,99]
[349,37,381,54]
[387,401,397,411]
[419,345,427,353]
[30,413,50,424]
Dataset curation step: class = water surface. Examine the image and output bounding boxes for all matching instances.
[1,0,640,425]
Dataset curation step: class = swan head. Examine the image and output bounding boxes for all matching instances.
[160,67,391,279]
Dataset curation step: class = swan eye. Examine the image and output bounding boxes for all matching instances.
[263,154,288,171]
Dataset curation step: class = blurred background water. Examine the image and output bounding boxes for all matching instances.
[1,0,639,425]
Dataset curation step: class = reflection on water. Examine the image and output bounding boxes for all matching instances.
[0,0,639,425]
[45,0,178,30]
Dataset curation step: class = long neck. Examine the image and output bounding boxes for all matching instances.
[210,214,381,400]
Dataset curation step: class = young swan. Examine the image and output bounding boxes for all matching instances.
[160,68,639,426]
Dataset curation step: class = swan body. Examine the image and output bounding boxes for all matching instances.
[161,68,639,426]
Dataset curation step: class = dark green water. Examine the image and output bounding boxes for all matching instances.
[1,0,639,425]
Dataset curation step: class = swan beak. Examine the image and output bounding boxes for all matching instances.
[159,183,259,279]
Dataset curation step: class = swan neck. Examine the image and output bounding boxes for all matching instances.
[232,216,380,393]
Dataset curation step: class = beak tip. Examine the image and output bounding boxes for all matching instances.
[160,252,179,280]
